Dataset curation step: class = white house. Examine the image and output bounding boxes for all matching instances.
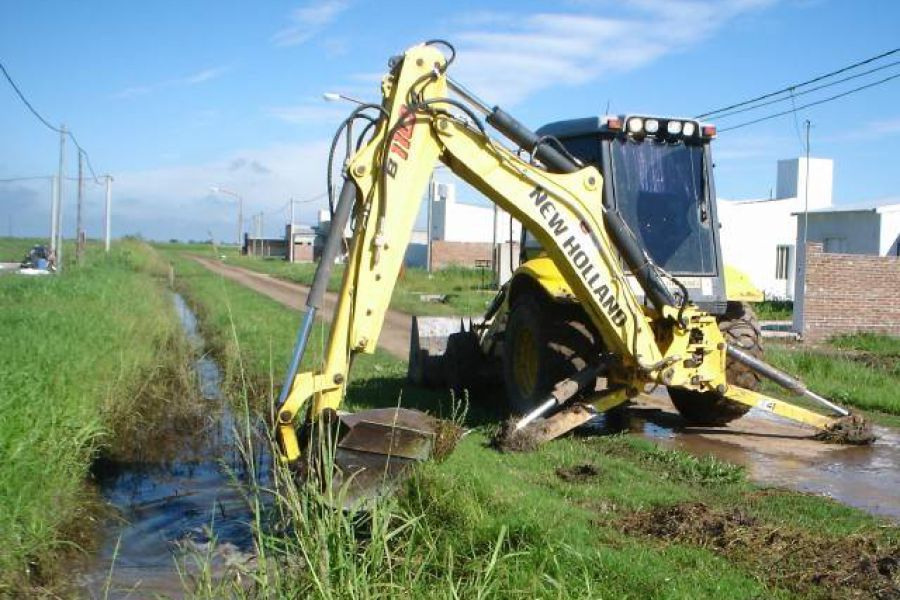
[428,181,522,245]
[717,158,834,300]
[795,201,900,257]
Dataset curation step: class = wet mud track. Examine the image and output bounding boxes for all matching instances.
[625,391,900,520]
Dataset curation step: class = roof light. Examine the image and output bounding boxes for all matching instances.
[627,118,644,134]
[682,121,697,137]
[604,115,623,131]
[645,119,659,134]
[666,120,682,135]
[702,124,717,138]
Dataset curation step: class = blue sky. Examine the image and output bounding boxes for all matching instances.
[2,0,899,241]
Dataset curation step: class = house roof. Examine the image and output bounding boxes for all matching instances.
[791,198,900,215]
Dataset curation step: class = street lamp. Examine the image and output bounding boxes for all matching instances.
[209,186,244,247]
[322,91,368,106]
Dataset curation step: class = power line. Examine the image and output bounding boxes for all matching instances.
[0,60,63,133]
[719,71,900,133]
[294,191,328,203]
[0,175,53,183]
[1,59,102,182]
[697,46,900,118]
[712,58,900,121]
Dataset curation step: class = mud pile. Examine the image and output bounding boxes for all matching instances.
[814,415,876,445]
[490,418,542,453]
[555,463,601,483]
[622,501,899,598]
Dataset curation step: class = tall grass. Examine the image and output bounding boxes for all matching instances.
[0,241,180,592]
[766,334,900,415]
[0,237,47,262]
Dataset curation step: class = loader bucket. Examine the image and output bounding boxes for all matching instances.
[320,408,461,506]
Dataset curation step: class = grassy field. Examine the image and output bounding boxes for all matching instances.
[0,237,45,261]
[766,333,900,417]
[0,240,182,593]
[165,247,900,599]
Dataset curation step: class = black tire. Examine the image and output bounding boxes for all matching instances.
[501,295,602,414]
[669,302,763,426]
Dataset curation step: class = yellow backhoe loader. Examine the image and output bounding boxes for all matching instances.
[274,41,870,494]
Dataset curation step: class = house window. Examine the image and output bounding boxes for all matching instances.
[775,245,792,280]
[824,237,846,253]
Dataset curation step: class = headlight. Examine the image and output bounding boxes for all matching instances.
[667,120,683,135]
[628,118,644,134]
[682,122,696,137]
[645,119,659,134]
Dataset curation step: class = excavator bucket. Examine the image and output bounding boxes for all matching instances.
[313,408,462,507]
[407,316,472,387]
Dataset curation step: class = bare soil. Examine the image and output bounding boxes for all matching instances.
[555,463,601,483]
[621,501,900,599]
[191,256,412,359]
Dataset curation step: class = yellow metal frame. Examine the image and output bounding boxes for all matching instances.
[276,44,842,462]
[514,256,764,304]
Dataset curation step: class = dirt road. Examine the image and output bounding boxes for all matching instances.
[191,256,412,359]
[192,256,900,520]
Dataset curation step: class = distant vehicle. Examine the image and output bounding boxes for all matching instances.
[18,245,55,276]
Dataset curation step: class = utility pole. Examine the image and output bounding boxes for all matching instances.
[491,203,498,285]
[49,176,58,251]
[104,175,113,252]
[426,176,434,273]
[288,197,295,262]
[802,120,811,252]
[75,151,85,263]
[55,125,66,273]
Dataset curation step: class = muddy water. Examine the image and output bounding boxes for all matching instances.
[622,392,900,521]
[79,294,270,598]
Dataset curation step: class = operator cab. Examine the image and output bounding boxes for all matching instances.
[532,115,727,314]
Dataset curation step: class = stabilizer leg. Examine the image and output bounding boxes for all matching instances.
[721,386,874,444]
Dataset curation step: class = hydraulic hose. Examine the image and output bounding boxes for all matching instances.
[460,95,678,313]
[276,180,358,411]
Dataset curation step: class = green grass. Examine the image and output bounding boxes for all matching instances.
[167,247,899,598]
[0,237,46,261]
[0,241,181,593]
[766,334,900,416]
[751,300,793,321]
[829,332,900,356]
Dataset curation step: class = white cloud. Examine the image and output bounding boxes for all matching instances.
[450,0,775,105]
[864,117,900,136]
[110,140,332,240]
[273,0,350,47]
[265,104,348,124]
[181,66,230,85]
[114,65,230,99]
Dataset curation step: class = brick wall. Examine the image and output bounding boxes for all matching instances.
[430,240,494,270]
[291,242,313,262]
[800,243,900,341]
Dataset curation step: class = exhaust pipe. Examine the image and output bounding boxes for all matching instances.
[726,345,850,417]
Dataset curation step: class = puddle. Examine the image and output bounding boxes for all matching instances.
[604,392,900,521]
[79,293,270,598]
